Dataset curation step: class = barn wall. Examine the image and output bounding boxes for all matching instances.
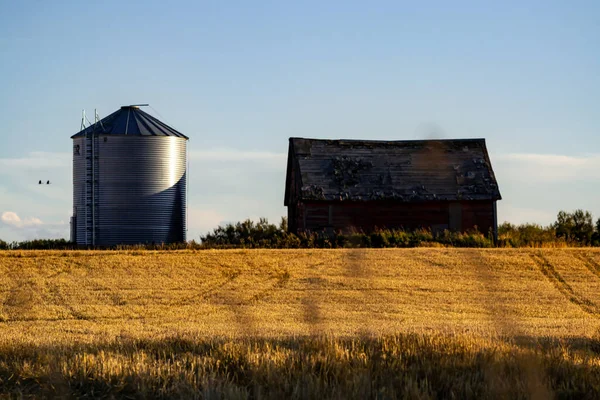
[292,200,495,235]
[285,152,300,233]
[460,201,496,235]
[287,205,298,233]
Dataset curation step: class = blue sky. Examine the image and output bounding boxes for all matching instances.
[0,1,599,241]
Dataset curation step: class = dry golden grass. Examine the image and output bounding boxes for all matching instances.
[0,248,599,398]
[1,248,599,341]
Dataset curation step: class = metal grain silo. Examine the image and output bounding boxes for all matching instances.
[71,105,188,246]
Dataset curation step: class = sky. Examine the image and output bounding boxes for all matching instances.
[0,1,599,241]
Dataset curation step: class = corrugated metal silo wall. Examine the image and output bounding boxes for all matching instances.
[73,136,187,246]
[72,137,87,245]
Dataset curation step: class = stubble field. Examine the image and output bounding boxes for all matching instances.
[0,248,599,398]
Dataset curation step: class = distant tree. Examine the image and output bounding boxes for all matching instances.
[555,211,575,241]
[0,239,8,250]
[593,218,600,246]
[279,216,288,232]
[572,210,594,245]
[554,210,594,245]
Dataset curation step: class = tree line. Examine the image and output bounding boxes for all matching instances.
[199,209,600,248]
[1,209,599,250]
[499,209,600,247]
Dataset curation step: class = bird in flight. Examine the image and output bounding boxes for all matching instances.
[47,180,50,185]
[38,180,42,184]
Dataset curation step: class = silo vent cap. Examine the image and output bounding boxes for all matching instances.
[121,104,149,109]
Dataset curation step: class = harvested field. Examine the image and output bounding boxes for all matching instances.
[0,248,599,398]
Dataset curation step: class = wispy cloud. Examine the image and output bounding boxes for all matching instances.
[496,205,557,226]
[187,207,227,237]
[0,151,71,202]
[189,149,286,163]
[495,153,600,167]
[0,211,67,241]
[1,211,43,228]
[493,152,600,182]
[0,152,70,169]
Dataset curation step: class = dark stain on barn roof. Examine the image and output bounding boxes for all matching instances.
[71,106,187,138]
[285,137,501,204]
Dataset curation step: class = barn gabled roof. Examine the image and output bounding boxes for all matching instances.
[71,106,188,138]
[285,137,501,205]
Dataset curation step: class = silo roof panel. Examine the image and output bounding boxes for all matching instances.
[71,106,188,139]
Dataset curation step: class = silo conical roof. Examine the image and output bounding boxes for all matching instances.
[71,106,188,139]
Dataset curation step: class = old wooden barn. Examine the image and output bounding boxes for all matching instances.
[284,137,502,238]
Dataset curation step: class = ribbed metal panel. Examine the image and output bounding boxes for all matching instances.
[72,137,87,244]
[72,135,187,246]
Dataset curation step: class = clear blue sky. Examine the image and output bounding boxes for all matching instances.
[1,1,599,241]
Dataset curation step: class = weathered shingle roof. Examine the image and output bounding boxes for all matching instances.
[285,138,501,204]
[71,106,187,138]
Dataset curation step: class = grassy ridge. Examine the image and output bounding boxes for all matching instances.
[0,248,599,398]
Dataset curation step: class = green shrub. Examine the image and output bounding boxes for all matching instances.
[370,229,389,248]
[498,222,566,248]
[389,230,411,247]
[200,218,289,248]
[410,229,434,246]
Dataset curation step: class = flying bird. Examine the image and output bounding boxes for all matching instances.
[38,180,42,184]
[46,180,50,185]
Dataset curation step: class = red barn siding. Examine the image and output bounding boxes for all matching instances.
[291,200,496,235]
[460,201,495,234]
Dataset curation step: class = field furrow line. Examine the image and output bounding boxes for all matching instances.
[469,250,521,333]
[174,278,233,305]
[48,285,90,321]
[530,254,600,316]
[0,315,148,323]
[174,269,241,306]
[245,273,290,304]
[574,253,600,280]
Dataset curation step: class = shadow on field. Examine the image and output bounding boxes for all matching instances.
[0,334,598,399]
[469,250,552,399]
[343,247,380,337]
